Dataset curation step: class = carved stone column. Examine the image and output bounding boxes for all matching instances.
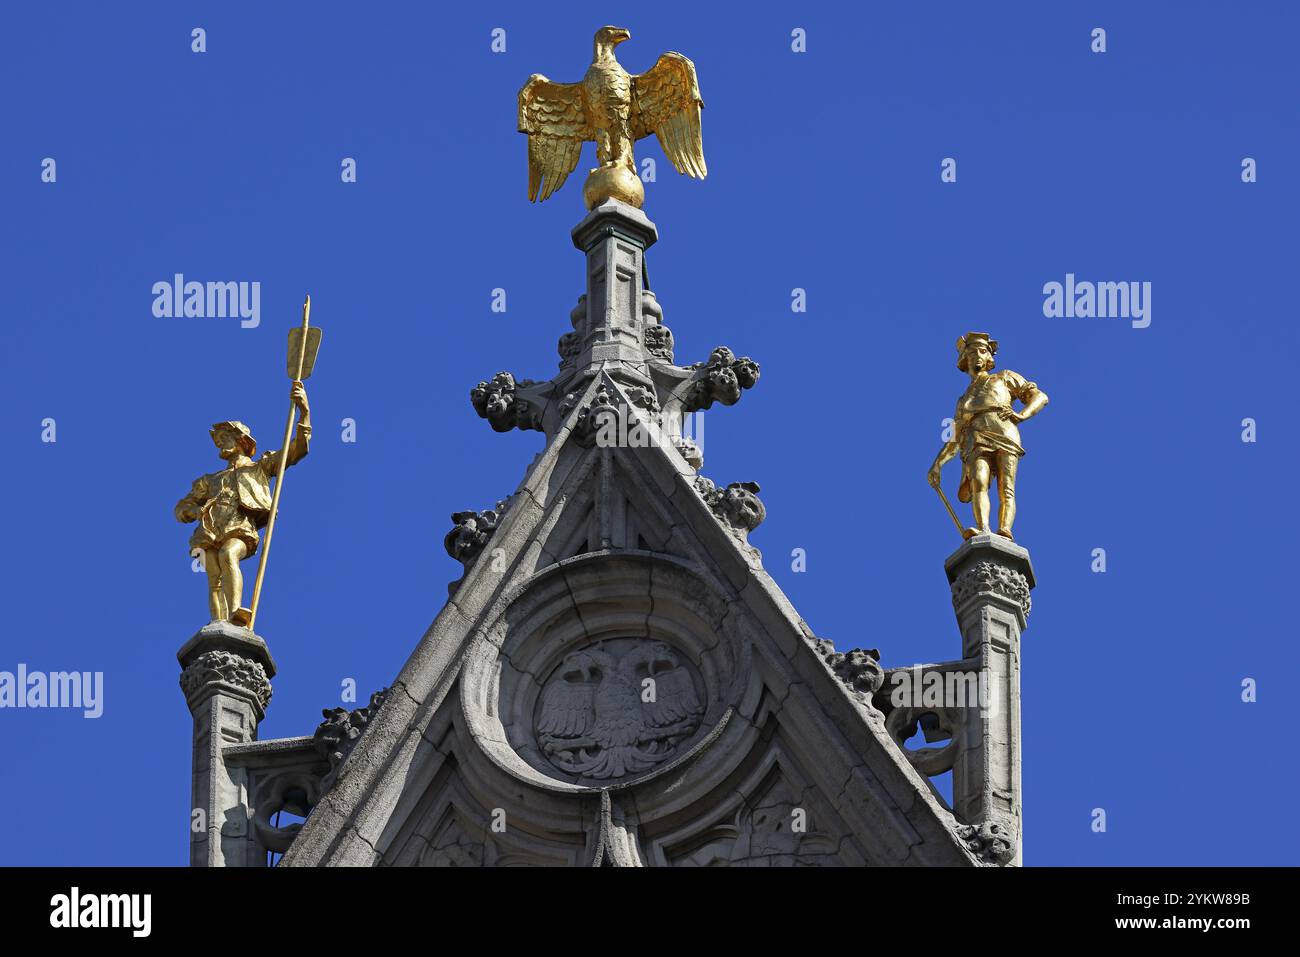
[570,199,658,376]
[177,621,275,867]
[944,534,1034,866]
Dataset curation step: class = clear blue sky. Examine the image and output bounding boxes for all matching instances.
[1,1,1295,865]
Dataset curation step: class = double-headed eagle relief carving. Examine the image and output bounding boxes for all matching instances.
[518,26,706,209]
[536,640,705,780]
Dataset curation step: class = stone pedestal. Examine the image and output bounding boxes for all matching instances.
[570,199,658,375]
[178,620,275,867]
[944,534,1034,866]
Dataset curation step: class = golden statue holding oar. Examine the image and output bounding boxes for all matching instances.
[175,297,322,630]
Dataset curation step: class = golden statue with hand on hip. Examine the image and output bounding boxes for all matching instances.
[927,333,1048,541]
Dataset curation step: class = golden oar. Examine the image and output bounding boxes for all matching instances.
[248,296,322,632]
[932,482,966,539]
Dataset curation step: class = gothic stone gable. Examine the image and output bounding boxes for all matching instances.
[281,377,976,866]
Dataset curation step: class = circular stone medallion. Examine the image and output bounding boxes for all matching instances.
[534,638,705,781]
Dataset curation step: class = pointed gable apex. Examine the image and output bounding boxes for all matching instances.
[283,371,976,867]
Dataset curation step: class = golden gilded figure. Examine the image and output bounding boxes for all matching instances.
[927,333,1048,541]
[175,296,322,629]
[518,26,706,209]
[175,386,312,626]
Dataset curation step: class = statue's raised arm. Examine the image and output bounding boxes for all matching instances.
[257,381,312,475]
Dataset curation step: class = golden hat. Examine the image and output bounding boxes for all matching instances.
[956,332,998,372]
[210,420,257,457]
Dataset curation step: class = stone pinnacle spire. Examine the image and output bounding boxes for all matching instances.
[468,199,760,470]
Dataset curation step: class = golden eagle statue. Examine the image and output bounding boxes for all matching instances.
[518,26,706,210]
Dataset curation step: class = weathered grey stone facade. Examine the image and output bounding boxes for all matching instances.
[178,200,1035,866]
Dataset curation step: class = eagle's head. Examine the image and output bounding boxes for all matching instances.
[593,26,632,61]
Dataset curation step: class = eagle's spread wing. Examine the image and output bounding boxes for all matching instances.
[536,668,596,739]
[631,53,706,179]
[642,664,702,728]
[518,75,591,202]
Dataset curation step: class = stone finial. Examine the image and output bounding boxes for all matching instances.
[444,500,510,566]
[314,688,390,791]
[682,347,760,412]
[470,372,545,433]
[466,202,761,453]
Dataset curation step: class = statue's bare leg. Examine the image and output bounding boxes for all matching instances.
[202,548,227,620]
[967,455,992,537]
[218,538,249,622]
[995,451,1018,539]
